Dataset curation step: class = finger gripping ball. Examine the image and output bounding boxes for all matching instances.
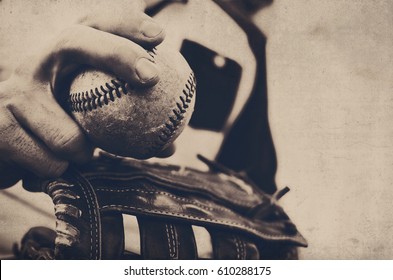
[67,46,196,159]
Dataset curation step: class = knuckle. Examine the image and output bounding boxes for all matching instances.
[51,126,86,155]
[0,118,26,161]
[0,116,19,153]
[111,42,148,71]
[0,116,17,136]
[77,14,90,25]
[0,82,22,106]
[111,41,136,62]
[4,95,23,111]
[54,25,85,55]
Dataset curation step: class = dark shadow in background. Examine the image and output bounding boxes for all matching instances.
[148,0,277,194]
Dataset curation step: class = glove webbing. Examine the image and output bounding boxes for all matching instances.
[20,158,307,259]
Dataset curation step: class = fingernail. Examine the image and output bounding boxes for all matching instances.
[136,58,159,83]
[141,19,163,38]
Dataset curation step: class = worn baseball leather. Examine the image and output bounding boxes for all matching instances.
[21,153,307,259]
[68,46,196,159]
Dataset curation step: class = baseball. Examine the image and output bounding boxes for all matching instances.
[67,45,196,159]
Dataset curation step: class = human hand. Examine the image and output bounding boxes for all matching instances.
[0,0,165,189]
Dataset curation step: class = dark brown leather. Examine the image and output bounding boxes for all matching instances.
[22,154,307,259]
[209,230,260,260]
[139,218,197,259]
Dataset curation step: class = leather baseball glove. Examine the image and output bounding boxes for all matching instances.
[16,153,307,260]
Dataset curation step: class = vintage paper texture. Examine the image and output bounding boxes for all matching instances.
[0,0,392,259]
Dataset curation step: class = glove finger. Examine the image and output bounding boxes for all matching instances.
[101,212,124,260]
[138,217,197,259]
[208,229,259,260]
[44,170,101,260]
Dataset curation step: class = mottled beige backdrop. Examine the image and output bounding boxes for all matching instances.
[1,0,392,259]
[255,0,393,259]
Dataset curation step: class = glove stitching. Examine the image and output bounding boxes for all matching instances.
[101,204,297,241]
[171,224,178,259]
[71,176,100,259]
[95,187,234,214]
[165,224,172,258]
[89,174,256,207]
[165,224,177,259]
[233,236,240,260]
[239,237,246,260]
[95,185,302,241]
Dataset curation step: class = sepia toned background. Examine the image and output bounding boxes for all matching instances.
[256,0,393,259]
[1,0,392,259]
